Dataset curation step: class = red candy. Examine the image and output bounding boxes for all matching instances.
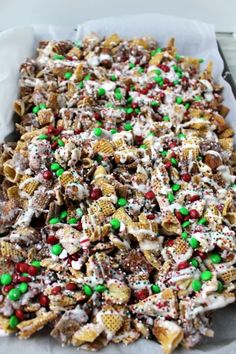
[189,209,200,219]
[27,266,38,277]
[135,289,149,300]
[161,64,170,72]
[47,126,55,135]
[147,83,155,90]
[51,141,58,150]
[177,261,189,270]
[196,251,207,260]
[147,214,155,220]
[51,286,62,295]
[165,161,172,169]
[12,273,20,284]
[76,222,83,231]
[16,262,29,274]
[90,188,102,200]
[140,87,149,95]
[166,239,174,247]
[175,211,184,223]
[181,173,191,182]
[145,191,155,200]
[66,283,77,291]
[131,102,139,109]
[19,276,31,283]
[3,285,14,293]
[47,236,59,245]
[39,294,49,307]
[43,170,53,180]
[15,309,25,321]
[189,195,200,203]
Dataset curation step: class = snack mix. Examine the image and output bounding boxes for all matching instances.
[0,33,236,354]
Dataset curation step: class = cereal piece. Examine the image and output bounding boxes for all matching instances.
[153,320,184,354]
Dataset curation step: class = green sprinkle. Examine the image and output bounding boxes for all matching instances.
[51,244,63,256]
[8,288,21,301]
[76,208,83,218]
[32,106,40,114]
[170,157,178,166]
[124,122,132,131]
[97,87,106,96]
[126,107,133,114]
[189,238,199,249]
[64,72,72,80]
[115,91,122,100]
[182,220,191,228]
[177,72,183,78]
[139,144,147,149]
[68,217,77,225]
[181,231,188,240]
[110,218,120,230]
[161,150,167,157]
[179,207,189,216]
[83,284,93,296]
[60,211,68,219]
[84,74,91,81]
[53,54,65,60]
[163,116,170,122]
[176,97,183,104]
[18,282,28,294]
[135,107,141,114]
[210,253,222,264]
[198,218,207,225]
[37,134,48,140]
[126,96,133,104]
[56,168,64,177]
[178,133,186,139]
[111,74,117,81]
[94,284,107,293]
[151,284,161,294]
[201,270,212,281]
[167,193,175,204]
[117,198,127,207]
[77,81,84,89]
[49,217,60,225]
[194,95,202,101]
[1,273,12,285]
[50,163,60,171]
[9,315,19,329]
[39,103,46,110]
[189,258,199,268]
[154,76,163,84]
[110,128,117,134]
[57,139,65,147]
[150,101,159,107]
[155,69,162,75]
[31,260,41,268]
[93,127,103,137]
[172,184,181,192]
[129,62,135,69]
[217,281,224,293]
[192,279,202,292]
[184,102,190,110]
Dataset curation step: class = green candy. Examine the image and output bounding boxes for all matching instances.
[9,315,19,329]
[163,116,170,122]
[76,208,83,218]
[151,284,161,294]
[155,69,162,75]
[110,128,117,134]
[126,96,133,104]
[60,210,68,219]
[172,184,181,192]
[150,101,159,107]
[111,74,117,81]
[139,144,147,149]
[117,198,127,207]
[53,54,64,60]
[18,282,28,294]
[57,139,65,147]
[124,123,132,131]
[170,158,178,166]
[68,217,77,225]
[8,288,21,301]
[154,76,163,84]
[189,238,199,248]
[94,284,107,293]
[84,74,91,81]
[110,218,121,230]
[191,279,202,292]
[115,92,122,100]
[93,127,102,137]
[198,218,207,225]
[184,102,190,110]
[175,54,181,60]
[217,281,224,293]
[37,134,48,140]
[173,80,180,85]
[194,95,202,101]
[56,168,65,177]
[161,150,168,157]
[50,163,60,171]
[126,107,133,114]
[179,207,189,216]
[83,284,93,296]
[167,192,175,204]
[1,273,12,285]
[31,260,41,268]
[129,62,135,69]
[199,58,204,63]
[176,97,183,104]
[97,87,106,96]
[181,231,188,240]
[49,217,60,225]
[189,258,198,268]
[77,81,84,89]
[39,103,46,110]
[210,253,222,264]
[182,220,191,228]
[32,106,40,114]
[176,72,183,78]
[51,244,63,256]
[64,72,72,80]
[200,270,212,281]
[178,133,186,139]
[135,107,141,114]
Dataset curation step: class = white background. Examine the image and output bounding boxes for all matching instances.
[0,0,236,32]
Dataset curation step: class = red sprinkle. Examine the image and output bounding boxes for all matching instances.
[39,294,49,307]
[51,286,62,295]
[3,285,14,293]
[51,141,58,150]
[189,209,200,219]
[166,239,174,247]
[135,289,149,300]
[178,261,189,270]
[15,309,25,321]
[27,266,38,277]
[90,188,102,200]
[47,236,59,245]
[189,195,200,203]
[181,173,191,182]
[66,283,77,291]
[43,170,53,180]
[145,191,156,200]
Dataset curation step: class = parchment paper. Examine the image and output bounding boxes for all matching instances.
[0,13,235,354]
